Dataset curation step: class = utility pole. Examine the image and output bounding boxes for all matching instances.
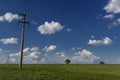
[6,54,9,64]
[18,11,30,69]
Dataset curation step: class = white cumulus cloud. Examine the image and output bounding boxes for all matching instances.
[104,0,120,14]
[104,14,115,19]
[0,12,19,22]
[9,47,41,64]
[9,58,16,63]
[67,28,72,32]
[72,47,75,51]
[0,16,4,21]
[71,49,100,64]
[31,47,39,51]
[37,21,64,35]
[23,47,30,54]
[107,18,120,28]
[0,37,18,44]
[0,48,2,52]
[9,52,19,57]
[7,47,100,64]
[25,51,40,59]
[103,0,120,28]
[88,37,112,46]
[44,45,56,52]
[56,52,66,57]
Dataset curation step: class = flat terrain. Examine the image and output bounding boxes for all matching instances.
[0,64,120,80]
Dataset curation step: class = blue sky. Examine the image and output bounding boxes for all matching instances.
[0,0,120,64]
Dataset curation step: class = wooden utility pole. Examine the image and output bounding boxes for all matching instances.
[18,11,30,69]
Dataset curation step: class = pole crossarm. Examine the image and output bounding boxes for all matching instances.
[18,11,30,69]
[18,12,30,27]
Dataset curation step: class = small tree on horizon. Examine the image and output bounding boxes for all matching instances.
[65,59,71,64]
[99,61,105,64]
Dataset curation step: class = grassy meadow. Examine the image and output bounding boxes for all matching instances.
[0,64,120,80]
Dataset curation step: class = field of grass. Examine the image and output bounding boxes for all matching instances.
[0,64,120,80]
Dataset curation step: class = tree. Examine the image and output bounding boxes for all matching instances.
[99,61,105,64]
[65,59,71,64]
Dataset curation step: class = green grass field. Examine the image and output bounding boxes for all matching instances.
[0,64,120,80]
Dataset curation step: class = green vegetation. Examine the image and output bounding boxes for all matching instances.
[65,59,71,64]
[99,61,105,64]
[0,64,120,80]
